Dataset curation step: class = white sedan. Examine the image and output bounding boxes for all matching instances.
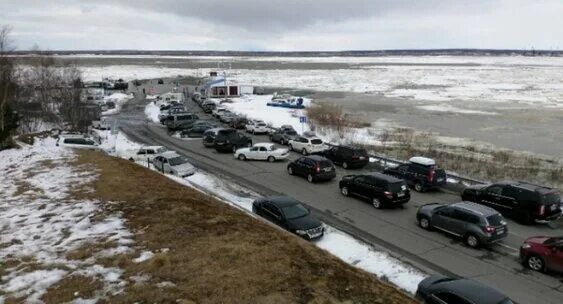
[234,143,289,162]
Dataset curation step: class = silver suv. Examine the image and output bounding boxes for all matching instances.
[417,201,508,248]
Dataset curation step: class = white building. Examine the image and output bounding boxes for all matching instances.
[202,72,253,98]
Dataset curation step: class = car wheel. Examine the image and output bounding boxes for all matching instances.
[267,156,275,162]
[465,234,480,248]
[341,187,349,196]
[342,161,349,169]
[288,144,293,151]
[238,154,246,161]
[527,255,545,272]
[419,217,431,230]
[307,174,314,183]
[372,198,382,209]
[414,182,424,192]
[302,148,308,156]
[287,166,294,175]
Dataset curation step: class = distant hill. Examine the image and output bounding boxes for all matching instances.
[13,49,563,57]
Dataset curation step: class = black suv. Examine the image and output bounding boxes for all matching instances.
[321,145,369,169]
[213,128,252,153]
[339,173,410,209]
[270,128,299,145]
[287,155,336,183]
[252,196,324,240]
[384,157,446,192]
[462,181,561,224]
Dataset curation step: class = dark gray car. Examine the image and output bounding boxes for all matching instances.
[416,275,514,304]
[417,201,508,248]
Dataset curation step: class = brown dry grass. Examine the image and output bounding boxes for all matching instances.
[63,150,417,304]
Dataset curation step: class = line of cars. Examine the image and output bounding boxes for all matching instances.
[147,92,563,303]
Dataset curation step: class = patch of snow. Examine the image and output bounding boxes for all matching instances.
[417,104,498,115]
[102,93,133,116]
[93,129,141,158]
[133,251,155,263]
[156,281,176,288]
[144,101,161,123]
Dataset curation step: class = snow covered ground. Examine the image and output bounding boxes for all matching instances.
[96,130,428,294]
[101,93,133,116]
[0,138,134,303]
[75,55,563,109]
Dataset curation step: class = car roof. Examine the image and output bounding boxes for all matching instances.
[141,146,165,150]
[160,151,181,158]
[499,181,556,194]
[254,143,275,148]
[409,156,435,166]
[59,134,86,139]
[266,196,302,208]
[304,155,330,162]
[434,278,509,304]
[367,172,403,183]
[451,201,499,217]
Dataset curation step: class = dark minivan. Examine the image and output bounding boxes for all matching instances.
[339,173,410,209]
[321,145,369,169]
[213,128,252,153]
[384,156,446,192]
[287,155,336,183]
[462,181,561,224]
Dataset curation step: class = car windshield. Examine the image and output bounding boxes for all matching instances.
[541,192,561,205]
[545,237,563,245]
[257,123,267,127]
[282,204,310,220]
[311,139,323,145]
[487,214,505,226]
[169,156,187,166]
[286,130,297,135]
[388,182,406,192]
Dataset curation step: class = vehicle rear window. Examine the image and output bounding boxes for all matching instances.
[388,182,406,193]
[257,123,267,126]
[541,192,561,205]
[486,214,505,226]
[311,139,323,145]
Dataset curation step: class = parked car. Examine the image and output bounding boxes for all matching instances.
[202,128,223,147]
[288,136,326,155]
[246,120,269,134]
[287,155,336,183]
[159,107,187,124]
[152,151,196,177]
[252,196,324,240]
[229,116,248,129]
[520,236,563,273]
[56,135,100,150]
[416,275,514,304]
[461,181,561,224]
[270,128,299,145]
[212,107,228,118]
[219,112,236,124]
[165,113,200,131]
[92,117,111,130]
[320,145,369,169]
[129,146,167,164]
[235,143,289,162]
[383,157,447,192]
[157,79,164,84]
[201,100,216,113]
[213,128,253,153]
[416,201,508,248]
[339,173,410,209]
[180,121,216,138]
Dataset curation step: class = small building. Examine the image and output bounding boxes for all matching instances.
[202,72,253,98]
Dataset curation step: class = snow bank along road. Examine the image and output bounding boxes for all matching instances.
[117,84,563,304]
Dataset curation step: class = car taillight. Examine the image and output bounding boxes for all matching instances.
[427,170,435,182]
[384,191,393,199]
[538,205,545,215]
[352,155,359,160]
[316,165,320,173]
[484,226,496,234]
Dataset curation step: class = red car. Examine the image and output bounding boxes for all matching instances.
[520,236,563,273]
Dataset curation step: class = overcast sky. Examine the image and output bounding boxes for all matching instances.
[1,0,562,51]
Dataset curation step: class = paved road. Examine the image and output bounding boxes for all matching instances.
[117,81,563,304]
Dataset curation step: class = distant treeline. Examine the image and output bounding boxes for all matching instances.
[12,49,563,57]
